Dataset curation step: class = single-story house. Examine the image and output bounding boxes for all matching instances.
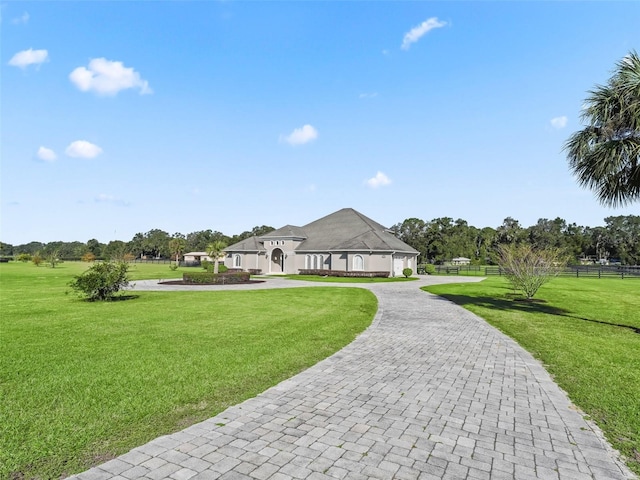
[183,252,213,263]
[451,257,471,265]
[223,208,419,276]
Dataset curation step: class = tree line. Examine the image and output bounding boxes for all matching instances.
[1,215,638,265]
[390,215,640,266]
[0,225,276,262]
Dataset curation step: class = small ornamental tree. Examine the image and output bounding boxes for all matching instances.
[69,261,131,301]
[81,252,96,262]
[402,268,413,278]
[47,250,61,268]
[32,252,43,266]
[498,244,566,300]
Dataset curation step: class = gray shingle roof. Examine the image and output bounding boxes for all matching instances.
[225,208,418,254]
[298,208,418,253]
[225,236,266,252]
[260,225,307,239]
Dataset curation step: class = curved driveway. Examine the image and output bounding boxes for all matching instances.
[68,276,635,480]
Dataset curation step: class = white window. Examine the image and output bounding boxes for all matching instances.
[234,255,241,268]
[305,255,311,269]
[319,255,324,270]
[353,255,364,271]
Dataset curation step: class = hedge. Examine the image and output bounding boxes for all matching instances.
[182,271,250,284]
[298,269,390,278]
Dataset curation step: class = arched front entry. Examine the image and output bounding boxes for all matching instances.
[270,248,284,273]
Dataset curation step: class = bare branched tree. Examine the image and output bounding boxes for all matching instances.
[498,244,567,300]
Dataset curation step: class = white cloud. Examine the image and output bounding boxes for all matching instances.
[65,140,103,158]
[280,124,318,146]
[12,12,29,24]
[69,58,152,96]
[8,48,48,68]
[550,116,568,129]
[401,17,447,50]
[366,171,392,188]
[95,194,130,207]
[37,146,57,162]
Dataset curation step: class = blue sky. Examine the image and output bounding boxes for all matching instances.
[2,1,639,244]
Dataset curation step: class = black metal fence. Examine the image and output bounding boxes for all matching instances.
[431,264,640,279]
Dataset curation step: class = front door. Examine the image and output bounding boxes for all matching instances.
[271,248,284,273]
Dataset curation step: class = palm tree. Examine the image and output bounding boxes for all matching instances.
[168,237,186,268]
[206,240,227,274]
[564,50,640,207]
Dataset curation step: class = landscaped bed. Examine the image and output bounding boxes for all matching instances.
[0,261,377,479]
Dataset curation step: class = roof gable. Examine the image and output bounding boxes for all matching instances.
[297,208,418,253]
[260,225,307,239]
[225,236,266,252]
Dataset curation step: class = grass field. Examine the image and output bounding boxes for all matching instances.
[0,261,377,479]
[423,277,640,475]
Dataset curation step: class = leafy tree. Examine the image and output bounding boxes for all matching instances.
[86,238,104,258]
[206,241,227,274]
[604,215,640,264]
[69,261,131,301]
[0,242,13,256]
[498,244,566,299]
[392,218,429,262]
[565,51,640,207]
[496,217,526,245]
[103,240,128,261]
[143,229,171,258]
[128,233,145,259]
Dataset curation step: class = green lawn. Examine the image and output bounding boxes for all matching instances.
[0,262,377,479]
[279,274,418,283]
[423,277,640,475]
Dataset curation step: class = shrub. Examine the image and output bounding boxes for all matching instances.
[498,244,566,299]
[17,253,32,263]
[169,263,178,271]
[202,260,227,273]
[69,261,131,301]
[402,268,413,278]
[183,271,249,284]
[81,252,96,262]
[424,264,436,275]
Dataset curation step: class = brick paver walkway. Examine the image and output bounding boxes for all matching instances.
[67,277,635,480]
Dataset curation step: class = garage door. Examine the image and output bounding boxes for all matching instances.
[393,257,404,277]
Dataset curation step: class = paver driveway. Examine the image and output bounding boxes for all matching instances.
[67,277,635,480]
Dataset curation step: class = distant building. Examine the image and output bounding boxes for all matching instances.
[451,257,471,266]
